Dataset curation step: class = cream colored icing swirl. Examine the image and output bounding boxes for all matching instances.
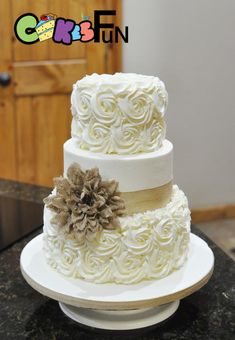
[43,185,190,284]
[71,73,168,155]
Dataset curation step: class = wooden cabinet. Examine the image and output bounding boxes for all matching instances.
[0,0,121,186]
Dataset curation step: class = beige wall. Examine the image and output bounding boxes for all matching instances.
[122,0,235,208]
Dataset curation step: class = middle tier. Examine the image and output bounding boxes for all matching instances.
[64,138,173,193]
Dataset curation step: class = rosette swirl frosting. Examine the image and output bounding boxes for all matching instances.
[71,73,168,154]
[43,185,191,284]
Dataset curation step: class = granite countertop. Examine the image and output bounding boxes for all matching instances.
[0,178,51,204]
[0,179,234,339]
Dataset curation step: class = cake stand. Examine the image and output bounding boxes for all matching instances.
[20,233,214,330]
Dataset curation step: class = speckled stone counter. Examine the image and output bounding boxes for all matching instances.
[0,180,234,339]
[0,178,51,204]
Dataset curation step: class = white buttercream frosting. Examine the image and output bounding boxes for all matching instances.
[71,73,168,155]
[43,185,191,284]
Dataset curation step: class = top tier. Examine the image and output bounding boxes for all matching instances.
[71,73,168,155]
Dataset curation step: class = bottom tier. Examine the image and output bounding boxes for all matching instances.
[43,185,191,284]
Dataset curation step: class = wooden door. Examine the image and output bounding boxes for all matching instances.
[0,0,121,186]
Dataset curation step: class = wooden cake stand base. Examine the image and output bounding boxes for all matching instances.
[20,233,214,330]
[59,300,180,330]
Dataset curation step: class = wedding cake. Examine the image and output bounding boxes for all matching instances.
[43,73,191,284]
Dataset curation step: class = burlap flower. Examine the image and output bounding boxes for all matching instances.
[44,163,125,244]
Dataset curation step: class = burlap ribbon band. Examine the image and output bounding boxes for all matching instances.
[120,181,172,215]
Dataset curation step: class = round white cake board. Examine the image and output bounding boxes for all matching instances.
[20,233,214,330]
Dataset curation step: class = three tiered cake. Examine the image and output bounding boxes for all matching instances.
[43,73,191,284]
